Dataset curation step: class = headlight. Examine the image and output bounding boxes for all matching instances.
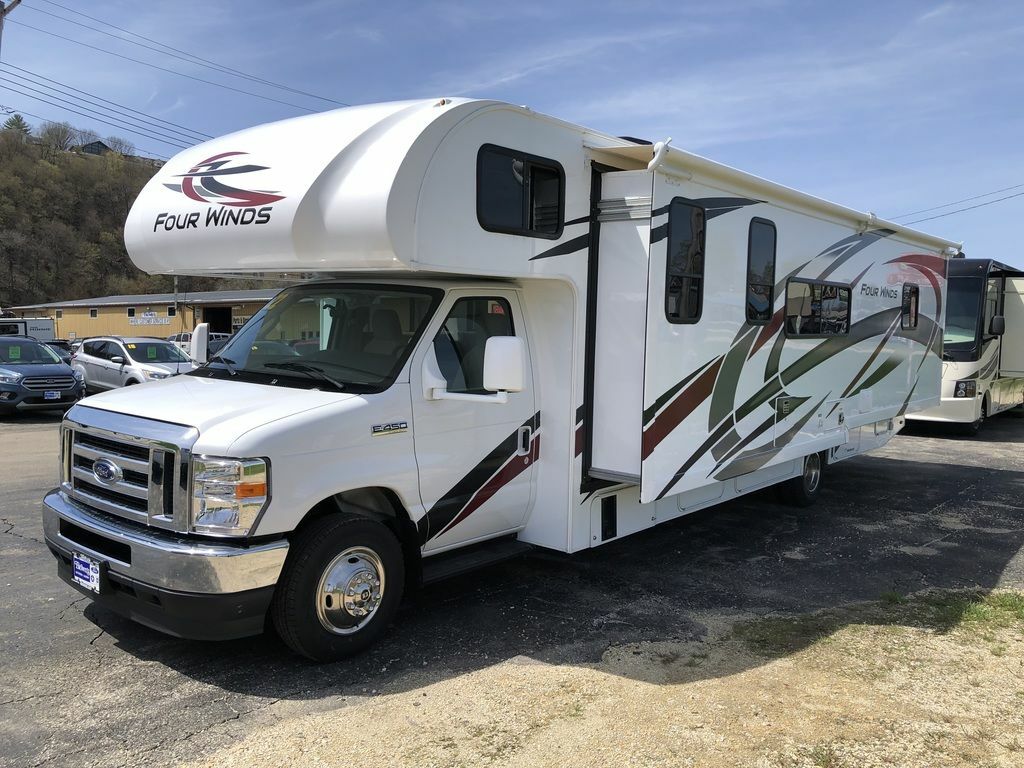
[144,371,170,380]
[0,371,23,384]
[72,370,85,382]
[953,379,977,398]
[190,457,269,536]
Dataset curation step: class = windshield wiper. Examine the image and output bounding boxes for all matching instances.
[206,355,238,375]
[264,361,346,391]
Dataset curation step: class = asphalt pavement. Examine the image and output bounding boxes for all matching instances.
[1,410,1022,767]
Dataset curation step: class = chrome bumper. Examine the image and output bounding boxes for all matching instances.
[42,490,288,594]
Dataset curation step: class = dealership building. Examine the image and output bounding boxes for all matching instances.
[12,288,279,340]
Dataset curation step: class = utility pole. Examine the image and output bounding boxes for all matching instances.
[0,1,23,61]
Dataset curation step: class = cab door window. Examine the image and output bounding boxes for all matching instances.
[433,298,514,394]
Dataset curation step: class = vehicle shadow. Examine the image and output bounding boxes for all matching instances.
[83,446,1024,701]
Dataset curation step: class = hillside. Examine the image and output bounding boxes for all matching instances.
[0,125,264,311]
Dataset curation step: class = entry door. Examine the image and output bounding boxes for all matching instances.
[410,290,539,552]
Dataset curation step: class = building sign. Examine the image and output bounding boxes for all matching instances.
[130,313,171,326]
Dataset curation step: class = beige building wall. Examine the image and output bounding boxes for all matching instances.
[29,301,268,340]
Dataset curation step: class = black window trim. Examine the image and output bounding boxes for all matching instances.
[664,197,707,325]
[745,217,777,326]
[783,277,852,339]
[476,143,565,240]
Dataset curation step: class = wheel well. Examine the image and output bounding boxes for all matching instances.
[298,488,423,588]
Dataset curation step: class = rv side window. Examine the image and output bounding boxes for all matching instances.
[433,297,514,394]
[784,280,850,336]
[901,284,919,330]
[665,199,707,324]
[477,145,564,239]
[746,218,776,324]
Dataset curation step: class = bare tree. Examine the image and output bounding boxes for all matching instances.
[105,135,135,156]
[73,127,100,147]
[36,121,75,152]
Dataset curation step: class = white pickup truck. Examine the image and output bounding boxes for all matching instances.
[42,99,956,660]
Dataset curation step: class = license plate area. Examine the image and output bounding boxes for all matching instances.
[71,552,102,593]
[44,390,60,400]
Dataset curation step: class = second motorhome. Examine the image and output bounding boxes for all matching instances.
[908,258,1024,433]
[40,99,957,660]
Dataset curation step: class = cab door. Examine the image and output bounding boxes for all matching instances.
[410,290,539,552]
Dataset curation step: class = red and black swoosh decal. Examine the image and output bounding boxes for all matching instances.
[417,412,540,544]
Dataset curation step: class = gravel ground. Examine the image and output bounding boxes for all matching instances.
[1,411,1022,767]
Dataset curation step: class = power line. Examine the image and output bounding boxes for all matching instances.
[0,75,192,147]
[0,102,169,158]
[0,81,191,148]
[891,182,1024,220]
[25,0,346,106]
[0,62,211,142]
[903,191,1024,225]
[7,18,316,113]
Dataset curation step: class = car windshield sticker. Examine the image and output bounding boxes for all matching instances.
[147,347,157,359]
[127,343,137,349]
[9,346,20,360]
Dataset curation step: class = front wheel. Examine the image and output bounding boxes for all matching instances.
[271,514,405,661]
[777,451,824,507]
[959,399,987,436]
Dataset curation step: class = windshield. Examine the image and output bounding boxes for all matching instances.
[945,277,984,347]
[126,341,191,364]
[0,338,62,365]
[204,284,442,391]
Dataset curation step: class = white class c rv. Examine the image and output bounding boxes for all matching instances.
[907,258,1024,434]
[42,98,959,660]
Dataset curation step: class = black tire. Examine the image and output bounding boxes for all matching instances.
[271,514,404,662]
[958,399,986,436]
[777,451,824,507]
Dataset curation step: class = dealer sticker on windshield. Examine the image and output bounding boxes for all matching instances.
[71,552,101,593]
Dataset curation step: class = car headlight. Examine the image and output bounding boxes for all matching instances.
[0,371,23,384]
[190,457,269,536]
[72,370,85,382]
[144,371,170,380]
[953,379,977,398]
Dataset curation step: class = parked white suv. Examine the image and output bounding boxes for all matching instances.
[72,337,196,391]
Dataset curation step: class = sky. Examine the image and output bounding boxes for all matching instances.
[1,0,1022,263]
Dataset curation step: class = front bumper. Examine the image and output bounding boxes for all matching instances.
[43,490,289,640]
[907,395,980,424]
[1,385,84,410]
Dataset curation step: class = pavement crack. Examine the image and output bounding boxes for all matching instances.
[89,628,106,646]
[57,596,88,621]
[0,691,61,707]
[0,516,46,545]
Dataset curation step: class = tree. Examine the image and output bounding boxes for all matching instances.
[1,113,30,134]
[105,135,135,156]
[36,121,75,153]
[73,128,100,147]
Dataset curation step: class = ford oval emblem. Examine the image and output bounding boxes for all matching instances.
[92,458,123,484]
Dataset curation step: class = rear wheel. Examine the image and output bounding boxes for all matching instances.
[777,451,824,507]
[271,514,404,661]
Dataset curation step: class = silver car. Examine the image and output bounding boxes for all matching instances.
[72,337,196,391]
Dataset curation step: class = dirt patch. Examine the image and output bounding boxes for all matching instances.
[184,590,1024,768]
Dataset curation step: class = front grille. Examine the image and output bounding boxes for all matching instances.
[23,376,76,391]
[66,425,178,529]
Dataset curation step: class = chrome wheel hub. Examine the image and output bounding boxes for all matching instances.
[804,453,821,493]
[316,546,385,635]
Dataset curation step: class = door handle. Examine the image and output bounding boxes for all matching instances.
[517,426,532,456]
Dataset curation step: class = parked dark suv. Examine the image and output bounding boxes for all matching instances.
[0,335,85,416]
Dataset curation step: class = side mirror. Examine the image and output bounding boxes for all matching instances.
[190,323,210,363]
[990,315,1005,336]
[110,356,125,365]
[483,336,525,393]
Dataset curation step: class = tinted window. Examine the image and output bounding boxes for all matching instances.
[665,199,707,323]
[785,280,850,336]
[167,306,176,317]
[477,145,563,238]
[901,284,919,330]
[746,219,776,323]
[89,309,97,318]
[83,340,103,357]
[433,298,514,394]
[127,307,136,318]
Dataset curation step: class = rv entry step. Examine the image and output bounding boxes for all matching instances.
[421,536,533,585]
